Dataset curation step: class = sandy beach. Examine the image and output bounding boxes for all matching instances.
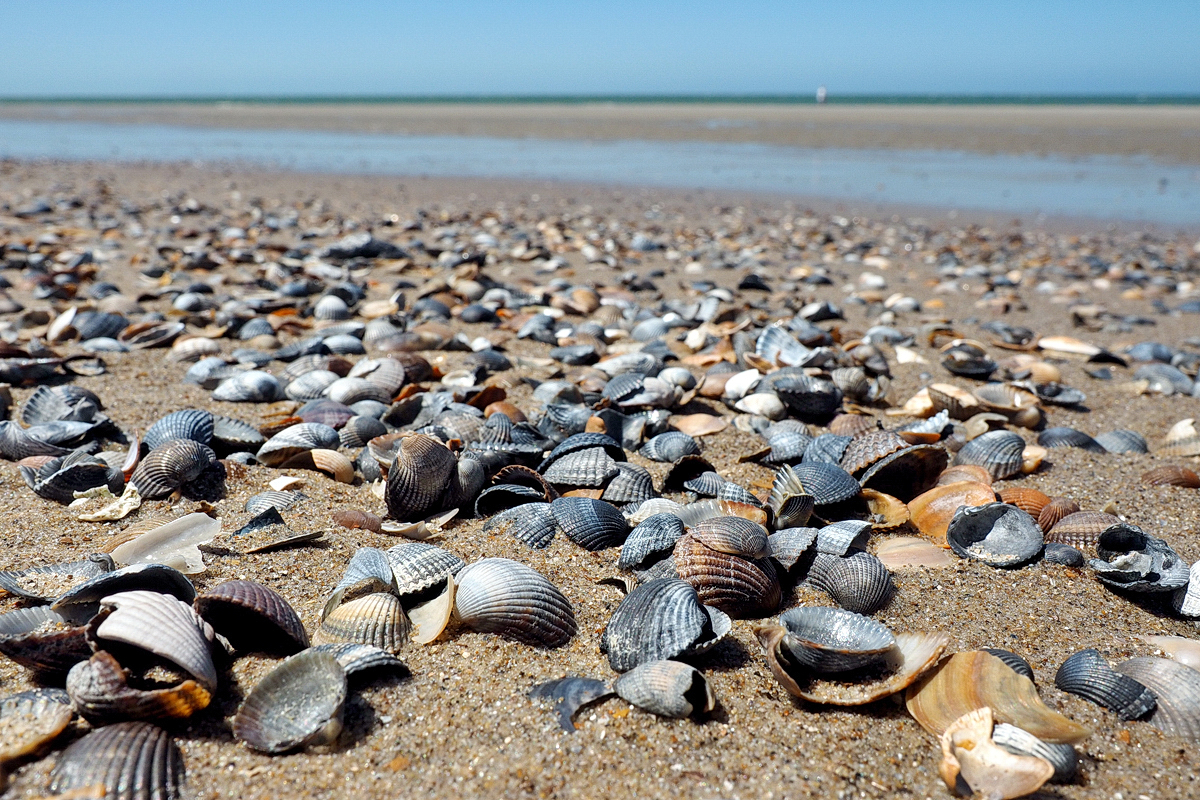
[3,102,1200,163]
[0,158,1198,800]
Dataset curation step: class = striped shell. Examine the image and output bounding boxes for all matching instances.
[1143,465,1200,488]
[385,434,458,521]
[551,497,630,551]
[453,558,576,648]
[66,650,212,724]
[49,721,186,800]
[1054,648,1157,720]
[600,577,729,672]
[143,409,214,452]
[89,590,218,691]
[953,430,1026,481]
[1036,497,1081,532]
[212,370,283,402]
[256,422,340,467]
[1045,511,1121,550]
[1115,657,1200,739]
[194,580,309,653]
[129,439,217,499]
[385,542,465,597]
[316,592,411,654]
[233,649,348,753]
[483,503,558,549]
[613,660,715,719]
[673,534,780,618]
[805,551,894,614]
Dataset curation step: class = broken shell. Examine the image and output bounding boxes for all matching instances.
[981,648,1035,681]
[310,642,409,679]
[874,537,956,570]
[776,606,895,673]
[673,534,781,618]
[613,660,715,719]
[1139,636,1200,672]
[408,575,456,644]
[194,580,309,654]
[315,592,411,654]
[1159,418,1200,457]
[1054,648,1157,720]
[332,508,383,533]
[600,578,728,672]
[946,503,1043,568]
[939,707,1054,800]
[454,558,576,648]
[1089,523,1190,593]
[861,488,910,531]
[233,648,348,754]
[49,721,186,800]
[529,677,616,732]
[66,650,212,723]
[0,605,91,675]
[908,481,997,542]
[384,542,465,598]
[0,553,115,602]
[991,722,1079,784]
[110,512,220,575]
[1114,657,1200,739]
[244,489,306,516]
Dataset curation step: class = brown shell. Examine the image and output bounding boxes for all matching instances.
[49,721,186,800]
[1036,497,1081,532]
[927,383,981,420]
[996,487,1051,518]
[672,534,780,619]
[688,516,770,559]
[1045,510,1121,550]
[1142,465,1200,488]
[65,651,211,723]
[861,488,911,531]
[193,580,309,653]
[936,464,993,487]
[333,509,384,533]
[315,592,411,654]
[829,413,880,438]
[908,481,998,543]
[839,430,909,476]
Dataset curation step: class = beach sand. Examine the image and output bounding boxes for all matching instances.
[3,101,1200,163]
[0,160,1198,799]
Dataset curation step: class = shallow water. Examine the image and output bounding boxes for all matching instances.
[1,119,1197,223]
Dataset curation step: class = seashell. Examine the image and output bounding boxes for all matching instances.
[1173,561,1200,617]
[211,414,266,451]
[1143,465,1200,488]
[384,542,465,597]
[813,520,871,556]
[1043,542,1085,567]
[767,527,819,571]
[551,497,630,550]
[996,487,1051,518]
[770,372,842,421]
[601,461,657,506]
[143,409,214,452]
[454,558,576,648]
[805,551,894,614]
[0,553,115,602]
[21,450,122,504]
[673,534,780,618]
[689,516,770,559]
[992,722,1079,784]
[981,648,1035,681]
[310,642,409,678]
[613,660,715,719]
[212,369,283,402]
[784,462,861,506]
[927,383,981,421]
[758,625,948,706]
[282,447,355,483]
[52,563,196,624]
[675,498,769,528]
[840,430,908,475]
[1140,635,1200,672]
[543,447,619,488]
[256,422,340,467]
[858,444,948,502]
[484,502,558,549]
[874,536,956,570]
[1158,418,1200,457]
[600,577,729,672]
[639,431,700,462]
[756,324,811,366]
[326,376,391,406]
[1089,523,1190,593]
[939,707,1054,800]
[946,502,1043,568]
[66,650,211,724]
[0,606,91,674]
[194,580,308,653]
[936,464,992,486]
[333,508,383,533]
[733,392,785,419]
[316,592,410,653]
[1045,510,1120,550]
[0,687,74,767]
[1094,429,1149,454]
[619,513,686,570]
[385,433,459,521]
[529,677,616,732]
[244,489,306,516]
[759,429,812,464]
[829,413,882,439]
[89,590,218,690]
[338,415,388,449]
[129,439,217,500]
[0,419,70,460]
[233,649,348,753]
[1054,648,1156,720]
[1114,657,1200,739]
[908,481,997,542]
[1029,382,1086,406]
[973,382,1040,414]
[767,466,816,531]
[1037,426,1105,453]
[111,512,220,575]
[1036,497,1080,532]
[907,650,1090,743]
[803,432,852,465]
[953,430,1027,480]
[286,370,340,401]
[776,606,895,673]
[49,721,185,800]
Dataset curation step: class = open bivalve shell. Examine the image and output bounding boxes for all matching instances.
[66,650,212,724]
[946,503,1043,568]
[88,590,218,692]
[0,688,74,770]
[939,707,1054,800]
[774,607,895,674]
[233,648,348,754]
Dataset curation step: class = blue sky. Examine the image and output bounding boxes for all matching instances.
[2,1,1197,97]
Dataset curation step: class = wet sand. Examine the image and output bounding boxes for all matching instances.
[3,101,1200,162]
[0,160,1199,800]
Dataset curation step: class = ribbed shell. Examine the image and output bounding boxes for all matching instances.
[310,642,409,678]
[1143,465,1200,488]
[233,649,348,753]
[673,534,780,618]
[49,721,186,800]
[385,542,465,597]
[980,648,1035,680]
[613,659,714,718]
[600,578,713,672]
[348,356,407,394]
[330,548,396,600]
[256,422,340,467]
[212,370,283,402]
[997,487,1052,518]
[0,687,74,761]
[0,420,70,460]
[1055,648,1157,720]
[542,447,619,487]
[840,430,909,475]
[1037,426,1106,453]
[1045,511,1121,550]
[601,462,657,505]
[805,551,895,614]
[551,497,630,550]
[194,580,309,653]
[828,413,880,438]
[767,527,819,570]
[689,516,770,559]
[453,558,576,648]
[143,409,214,452]
[52,564,197,622]
[211,414,266,449]
[1043,542,1085,566]
[762,430,812,464]
[0,606,91,674]
[778,606,896,673]
[992,723,1079,783]
[788,462,861,505]
[385,433,457,521]
[1114,657,1200,739]
[483,503,557,549]
[803,433,852,465]
[244,490,306,516]
[772,373,842,420]
[946,503,1044,568]
[326,376,391,406]
[815,520,872,556]
[0,553,115,601]
[66,651,212,723]
[953,430,1026,480]
[296,398,355,429]
[129,440,216,499]
[1095,429,1149,454]
[1037,497,1081,531]
[858,444,948,502]
[90,590,217,690]
[338,415,388,449]
[639,431,700,462]
[316,592,411,654]
[618,513,686,571]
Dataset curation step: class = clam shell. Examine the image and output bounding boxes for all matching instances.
[1054,648,1156,720]
[1143,465,1200,488]
[600,578,729,672]
[244,490,306,516]
[0,687,73,763]
[815,520,872,556]
[529,677,616,732]
[946,502,1043,568]
[316,592,411,654]
[673,534,780,618]
[768,464,816,530]
[639,431,700,462]
[1114,657,1200,739]
[939,707,1053,800]
[49,721,185,800]
[857,444,949,503]
[619,513,686,571]
[1036,497,1081,532]
[0,606,91,674]
[1094,429,1149,454]
[194,580,309,653]
[936,464,992,486]
[143,409,214,452]
[953,430,1026,481]
[483,502,557,549]
[310,642,409,678]
[874,536,956,570]
[1089,523,1190,593]
[1043,542,1085,567]
[760,430,813,464]
[542,447,619,488]
[767,527,819,570]
[0,419,70,460]
[90,590,218,691]
[454,558,576,648]
[927,383,981,420]
[384,542,465,597]
[777,606,895,673]
[786,462,861,505]
[256,422,340,467]
[52,563,196,624]
[282,447,355,483]
[601,462,657,506]
[326,376,391,406]
[689,516,769,559]
[1045,510,1121,550]
[211,413,266,451]
[908,481,997,542]
[0,553,115,602]
[829,412,880,438]
[233,649,348,753]
[212,369,283,402]
[551,497,630,551]
[1037,426,1105,453]
[613,660,715,718]
[66,650,212,723]
[1159,418,1200,458]
[981,648,1035,681]
[1139,635,1200,672]
[338,415,388,449]
[803,433,852,465]
[297,398,355,428]
[385,433,458,521]
[905,650,1090,744]
[805,551,894,614]
[840,430,908,475]
[992,723,1079,783]
[771,373,842,420]
[129,439,217,499]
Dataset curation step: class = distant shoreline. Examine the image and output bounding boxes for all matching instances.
[1,94,1199,105]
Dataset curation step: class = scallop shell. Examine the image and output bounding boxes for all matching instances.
[829,412,880,438]
[89,590,218,691]
[384,542,465,597]
[316,592,411,654]
[0,687,73,764]
[49,721,186,800]
[618,513,686,571]
[385,433,458,521]
[946,503,1043,568]
[1045,510,1121,550]
[66,650,212,723]
[600,577,728,672]
[256,422,340,467]
[908,481,997,542]
[143,409,214,452]
[212,369,283,402]
[130,439,217,499]
[233,649,348,753]
[776,606,895,673]
[673,534,780,618]
[1054,648,1156,720]
[689,516,769,558]
[483,502,557,549]
[1143,465,1200,488]
[613,660,715,719]
[906,650,1090,744]
[787,462,861,505]
[529,677,616,732]
[453,558,576,648]
[551,497,630,551]
[805,551,894,614]
[953,430,1026,481]
[1114,657,1200,739]
[194,580,309,653]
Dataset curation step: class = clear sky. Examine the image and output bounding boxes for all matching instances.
[2,1,1197,97]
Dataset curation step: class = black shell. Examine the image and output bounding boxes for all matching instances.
[600,578,718,672]
[1037,426,1106,453]
[804,551,894,614]
[1055,648,1157,720]
[49,721,186,800]
[194,580,309,654]
[484,502,558,549]
[551,497,630,551]
[143,409,215,452]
